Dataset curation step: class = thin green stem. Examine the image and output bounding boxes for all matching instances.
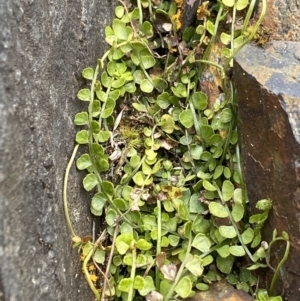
[155,199,162,289]
[236,143,248,208]
[63,144,79,237]
[164,233,193,301]
[137,0,143,25]
[230,5,237,59]
[216,185,256,263]
[197,4,223,77]
[242,0,258,33]
[268,237,290,295]
[83,247,100,300]
[224,0,267,69]
[128,247,137,301]
[101,224,119,301]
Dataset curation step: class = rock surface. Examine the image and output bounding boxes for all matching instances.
[233,41,300,300]
[261,0,300,41]
[186,280,254,301]
[0,0,115,300]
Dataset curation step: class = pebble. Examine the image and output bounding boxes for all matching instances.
[186,280,254,301]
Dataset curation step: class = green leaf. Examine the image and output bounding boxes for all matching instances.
[101,181,114,198]
[169,235,180,247]
[220,32,231,45]
[82,241,93,256]
[83,173,98,191]
[115,5,124,18]
[220,108,232,123]
[113,198,128,210]
[216,254,234,274]
[179,109,194,128]
[256,199,272,211]
[141,56,156,69]
[90,120,100,134]
[209,134,223,147]
[241,228,254,245]
[233,188,243,204]
[186,255,204,277]
[140,21,154,37]
[133,171,145,186]
[209,202,229,218]
[98,130,110,142]
[138,276,156,296]
[192,233,211,253]
[76,154,92,170]
[219,226,237,239]
[95,158,109,172]
[123,253,133,266]
[118,278,133,292]
[102,98,115,118]
[232,203,244,222]
[202,255,214,266]
[191,91,208,110]
[96,90,106,102]
[200,125,214,142]
[213,165,224,180]
[203,180,217,191]
[196,283,209,291]
[132,102,148,112]
[77,89,91,101]
[136,254,148,266]
[206,20,215,35]
[152,78,168,91]
[175,276,192,298]
[74,112,89,125]
[82,67,94,80]
[134,275,145,290]
[157,92,171,109]
[222,180,234,202]
[94,249,105,264]
[112,19,131,41]
[222,0,234,7]
[236,0,249,10]
[229,245,246,257]
[216,244,230,258]
[178,202,189,220]
[92,100,100,117]
[136,239,152,250]
[159,114,175,134]
[172,83,187,98]
[101,71,111,88]
[91,192,107,214]
[140,79,154,93]
[111,77,125,89]
[116,233,134,254]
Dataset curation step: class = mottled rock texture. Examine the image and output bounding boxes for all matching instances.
[233,41,300,300]
[0,0,115,300]
[262,0,300,41]
[186,280,254,301]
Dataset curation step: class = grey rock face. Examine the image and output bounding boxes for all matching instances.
[262,0,300,41]
[233,41,300,300]
[0,0,115,300]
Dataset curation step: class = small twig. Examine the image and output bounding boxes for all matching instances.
[93,258,113,299]
[101,223,120,301]
[63,144,80,238]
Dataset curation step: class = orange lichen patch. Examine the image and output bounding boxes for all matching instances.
[89,274,99,283]
[88,264,96,272]
[174,0,183,8]
[197,1,210,20]
[171,9,182,30]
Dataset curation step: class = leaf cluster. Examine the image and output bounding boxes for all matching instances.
[65,1,288,301]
